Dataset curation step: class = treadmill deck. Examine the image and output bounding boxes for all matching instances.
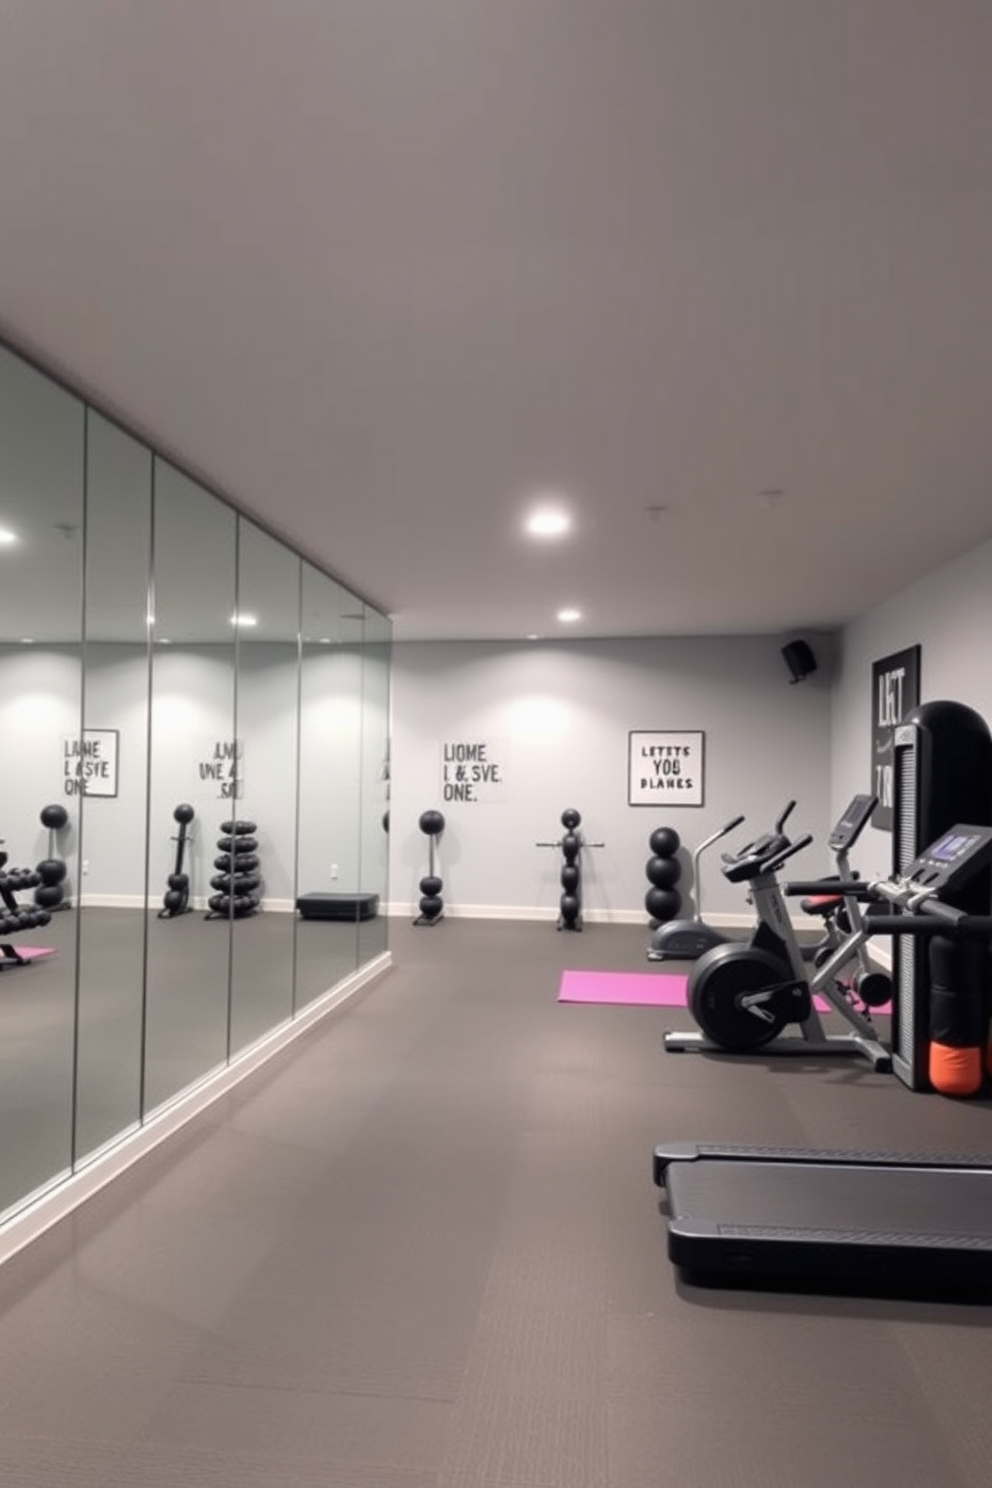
[665,1159,992,1294]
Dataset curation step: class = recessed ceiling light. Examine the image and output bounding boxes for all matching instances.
[526,633,540,641]
[230,612,258,628]
[20,637,34,644]
[526,507,571,538]
[0,527,18,546]
[319,636,332,644]
[557,607,582,624]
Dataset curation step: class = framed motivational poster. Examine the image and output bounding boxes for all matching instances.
[628,731,704,807]
[870,646,921,830]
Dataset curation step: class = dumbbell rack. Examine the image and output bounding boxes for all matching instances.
[1,847,52,968]
[206,819,261,919]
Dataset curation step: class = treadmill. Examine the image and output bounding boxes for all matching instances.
[653,823,992,1297]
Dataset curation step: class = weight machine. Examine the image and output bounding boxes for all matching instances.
[654,821,992,1295]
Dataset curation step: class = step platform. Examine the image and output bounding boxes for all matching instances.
[296,892,379,922]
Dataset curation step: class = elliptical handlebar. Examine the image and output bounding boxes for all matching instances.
[775,800,797,832]
[720,802,800,873]
[718,802,812,885]
[723,827,813,885]
[762,834,814,875]
[786,878,868,898]
[694,814,746,860]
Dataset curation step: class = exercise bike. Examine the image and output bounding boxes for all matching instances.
[663,796,892,1071]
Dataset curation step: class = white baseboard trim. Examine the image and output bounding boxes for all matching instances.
[385,903,827,931]
[0,951,392,1270]
[78,894,148,909]
[77,894,298,913]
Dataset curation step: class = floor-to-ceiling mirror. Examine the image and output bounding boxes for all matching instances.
[0,332,393,1232]
[296,565,365,1007]
[144,461,236,1114]
[0,346,83,1211]
[75,412,152,1162]
[358,603,391,967]
[229,519,300,1055]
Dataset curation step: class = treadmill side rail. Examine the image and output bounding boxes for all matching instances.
[653,1140,991,1188]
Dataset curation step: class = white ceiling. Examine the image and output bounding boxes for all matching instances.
[0,0,991,643]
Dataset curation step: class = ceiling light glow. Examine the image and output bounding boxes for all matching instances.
[526,507,571,538]
[557,607,582,624]
[0,527,18,546]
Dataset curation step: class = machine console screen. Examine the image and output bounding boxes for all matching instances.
[931,833,978,864]
[829,794,877,851]
[908,824,992,888]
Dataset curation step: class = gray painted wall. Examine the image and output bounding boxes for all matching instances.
[389,635,833,921]
[831,533,992,883]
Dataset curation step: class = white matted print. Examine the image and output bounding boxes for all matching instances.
[628,731,704,807]
[63,729,119,798]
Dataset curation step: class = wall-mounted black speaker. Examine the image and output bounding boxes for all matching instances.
[781,639,817,684]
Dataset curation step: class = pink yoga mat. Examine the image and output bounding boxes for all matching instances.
[557,968,891,1016]
[558,969,689,1006]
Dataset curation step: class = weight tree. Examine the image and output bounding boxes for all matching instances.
[414,810,445,925]
[159,803,195,918]
[536,808,604,931]
[34,803,70,912]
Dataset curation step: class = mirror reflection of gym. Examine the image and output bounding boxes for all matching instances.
[75,413,152,1162]
[0,345,82,1208]
[144,461,237,1116]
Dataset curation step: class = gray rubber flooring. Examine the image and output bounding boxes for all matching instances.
[0,918,991,1486]
[0,906,381,1213]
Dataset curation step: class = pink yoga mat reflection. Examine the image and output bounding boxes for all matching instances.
[0,946,55,967]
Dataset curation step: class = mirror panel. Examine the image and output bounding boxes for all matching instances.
[357,603,391,967]
[75,413,152,1160]
[0,346,83,1212]
[0,333,393,1225]
[295,565,364,1007]
[229,519,300,1053]
[144,461,236,1114]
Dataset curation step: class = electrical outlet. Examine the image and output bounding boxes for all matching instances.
[330,863,339,880]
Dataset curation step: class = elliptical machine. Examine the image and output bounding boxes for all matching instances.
[663,798,892,1071]
[647,814,745,961]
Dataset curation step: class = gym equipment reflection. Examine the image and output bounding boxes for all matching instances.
[0,340,391,1230]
